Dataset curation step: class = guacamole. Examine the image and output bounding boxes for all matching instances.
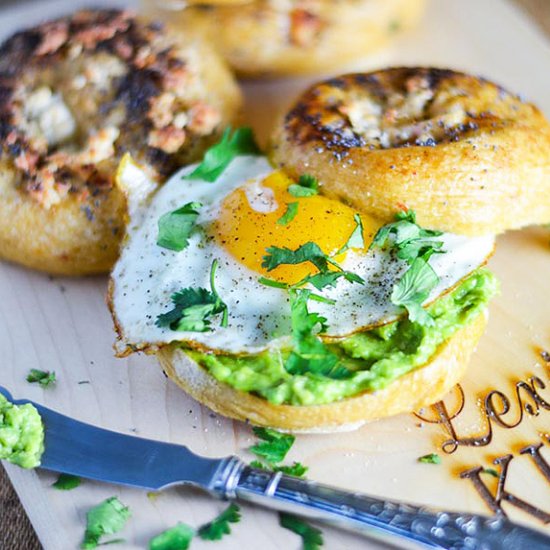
[185,269,497,406]
[0,394,44,468]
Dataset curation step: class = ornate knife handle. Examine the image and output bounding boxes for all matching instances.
[214,460,550,550]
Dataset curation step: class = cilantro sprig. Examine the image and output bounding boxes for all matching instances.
[26,369,56,388]
[370,209,445,326]
[249,427,296,465]
[198,503,241,541]
[156,259,228,332]
[157,201,201,251]
[185,127,260,182]
[149,523,194,550]
[288,174,319,197]
[81,497,131,549]
[280,513,324,550]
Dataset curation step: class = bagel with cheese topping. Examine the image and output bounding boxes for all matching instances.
[145,0,427,77]
[0,9,240,275]
[269,67,550,235]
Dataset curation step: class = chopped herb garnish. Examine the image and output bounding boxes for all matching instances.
[26,369,56,388]
[81,497,131,549]
[250,427,295,465]
[149,523,195,550]
[198,503,241,541]
[279,513,324,550]
[335,214,365,256]
[391,256,439,326]
[285,290,349,379]
[157,202,201,252]
[277,202,299,226]
[482,468,499,478]
[185,127,260,182]
[262,242,364,291]
[370,210,445,326]
[288,174,319,197]
[52,473,81,491]
[258,276,289,289]
[156,259,228,332]
[418,453,441,465]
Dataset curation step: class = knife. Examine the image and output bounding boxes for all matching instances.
[2,386,549,550]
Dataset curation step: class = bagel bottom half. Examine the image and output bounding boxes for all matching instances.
[157,313,486,433]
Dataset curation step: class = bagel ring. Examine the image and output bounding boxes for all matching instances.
[146,0,427,77]
[269,67,550,235]
[0,9,241,275]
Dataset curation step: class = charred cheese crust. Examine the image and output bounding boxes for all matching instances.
[269,67,550,235]
[157,313,487,433]
[0,9,240,275]
[146,0,427,77]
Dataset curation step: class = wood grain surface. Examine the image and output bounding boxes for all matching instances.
[1,0,550,549]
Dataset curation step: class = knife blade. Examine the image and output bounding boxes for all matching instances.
[3,385,550,550]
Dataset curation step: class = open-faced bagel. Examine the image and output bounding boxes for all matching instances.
[270,67,550,235]
[157,313,486,433]
[0,9,240,275]
[146,0,427,77]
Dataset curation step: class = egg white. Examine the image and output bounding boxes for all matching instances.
[111,155,495,355]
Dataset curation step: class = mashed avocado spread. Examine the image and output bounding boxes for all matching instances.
[184,269,497,406]
[0,394,44,468]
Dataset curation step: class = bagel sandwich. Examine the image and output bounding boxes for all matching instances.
[145,0,427,77]
[270,67,550,235]
[108,140,497,433]
[0,9,241,276]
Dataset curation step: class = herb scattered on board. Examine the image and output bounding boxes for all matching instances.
[250,460,308,478]
[277,202,299,226]
[482,468,499,478]
[185,127,260,182]
[81,496,131,549]
[279,513,324,550]
[370,209,445,326]
[149,523,195,550]
[157,201,202,252]
[52,473,81,491]
[288,174,319,197]
[418,453,441,465]
[26,369,56,388]
[198,503,241,541]
[156,259,228,332]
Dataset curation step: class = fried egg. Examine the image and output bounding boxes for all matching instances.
[111,155,494,355]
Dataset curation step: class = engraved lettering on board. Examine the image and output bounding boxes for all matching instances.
[415,349,550,523]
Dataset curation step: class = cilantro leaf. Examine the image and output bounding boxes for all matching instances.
[26,369,56,388]
[198,503,241,541]
[52,473,81,491]
[156,260,228,331]
[277,202,299,226]
[288,174,319,197]
[157,202,201,251]
[262,242,330,273]
[149,523,195,550]
[250,427,295,465]
[81,497,131,549]
[185,127,260,182]
[303,270,364,291]
[391,256,439,326]
[335,214,365,255]
[250,459,308,477]
[284,290,349,379]
[279,513,324,550]
[418,453,441,465]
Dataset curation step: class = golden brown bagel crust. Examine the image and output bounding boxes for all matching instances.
[157,313,486,433]
[0,9,240,275]
[147,0,427,77]
[269,68,550,235]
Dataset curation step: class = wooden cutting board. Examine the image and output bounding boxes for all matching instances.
[2,0,550,548]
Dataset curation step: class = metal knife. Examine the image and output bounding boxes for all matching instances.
[2,386,549,550]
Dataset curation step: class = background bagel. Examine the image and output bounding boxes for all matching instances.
[146,0,427,77]
[157,313,486,433]
[0,9,241,275]
[269,67,550,235]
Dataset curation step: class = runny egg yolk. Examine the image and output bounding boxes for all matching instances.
[214,171,382,285]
